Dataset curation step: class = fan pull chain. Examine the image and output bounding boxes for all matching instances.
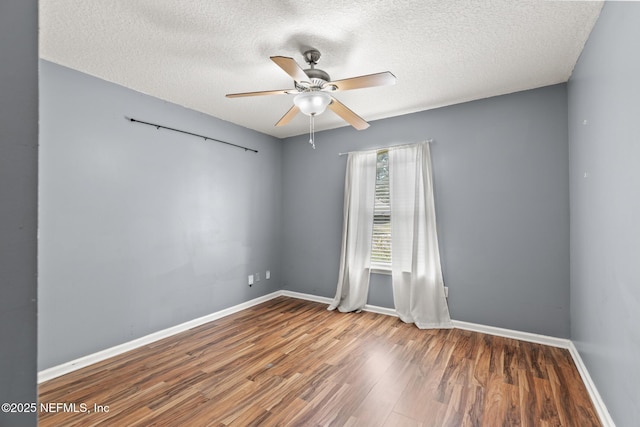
[308,114,316,149]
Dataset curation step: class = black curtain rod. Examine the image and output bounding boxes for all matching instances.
[125,116,258,153]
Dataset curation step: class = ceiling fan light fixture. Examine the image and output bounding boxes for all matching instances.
[294,91,332,116]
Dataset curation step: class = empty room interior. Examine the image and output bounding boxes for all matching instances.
[2,1,639,426]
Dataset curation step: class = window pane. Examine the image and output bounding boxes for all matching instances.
[372,151,391,268]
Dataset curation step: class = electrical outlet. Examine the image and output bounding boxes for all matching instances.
[266,270,271,280]
[248,275,254,286]
[255,272,260,282]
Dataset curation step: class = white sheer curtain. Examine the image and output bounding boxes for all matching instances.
[329,150,377,312]
[389,143,452,329]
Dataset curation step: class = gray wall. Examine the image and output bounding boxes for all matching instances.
[38,60,283,370]
[0,1,38,426]
[282,84,570,338]
[568,3,640,426]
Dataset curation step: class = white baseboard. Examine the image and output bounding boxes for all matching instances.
[280,290,399,317]
[567,342,616,427]
[280,290,332,305]
[38,290,614,426]
[37,291,282,383]
[281,291,570,348]
[450,319,571,349]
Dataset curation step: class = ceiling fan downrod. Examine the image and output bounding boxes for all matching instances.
[302,49,330,83]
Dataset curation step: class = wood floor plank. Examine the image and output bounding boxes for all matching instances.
[347,359,417,427]
[38,297,602,426]
[383,411,424,427]
[261,396,308,427]
[518,368,537,427]
[472,333,492,389]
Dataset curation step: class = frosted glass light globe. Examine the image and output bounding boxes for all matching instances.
[294,91,331,116]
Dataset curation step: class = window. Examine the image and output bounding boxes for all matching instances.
[371,150,391,271]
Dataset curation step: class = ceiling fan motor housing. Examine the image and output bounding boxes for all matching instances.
[302,49,330,85]
[303,69,330,84]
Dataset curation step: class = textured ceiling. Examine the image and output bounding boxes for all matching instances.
[40,0,603,139]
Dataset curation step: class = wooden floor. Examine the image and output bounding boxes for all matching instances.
[39,297,601,426]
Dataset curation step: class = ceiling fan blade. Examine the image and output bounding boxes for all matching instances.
[226,89,292,98]
[328,71,396,91]
[270,56,309,83]
[328,97,370,130]
[275,105,300,127]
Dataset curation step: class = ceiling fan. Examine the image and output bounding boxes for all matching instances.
[226,49,396,146]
